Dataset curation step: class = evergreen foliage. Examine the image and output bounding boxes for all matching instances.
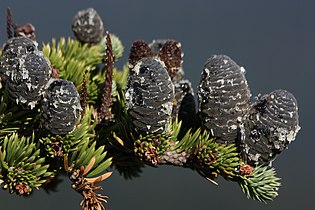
[0,6,300,210]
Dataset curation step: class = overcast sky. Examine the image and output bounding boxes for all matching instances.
[0,1,314,210]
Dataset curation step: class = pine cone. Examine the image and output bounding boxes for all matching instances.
[41,79,82,135]
[149,39,184,81]
[172,80,196,128]
[128,40,153,69]
[240,89,300,166]
[2,36,37,56]
[126,57,174,134]
[6,51,52,109]
[158,40,183,81]
[72,8,104,44]
[0,36,38,81]
[198,55,251,144]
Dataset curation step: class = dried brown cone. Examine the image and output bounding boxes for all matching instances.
[98,32,114,122]
[13,23,36,41]
[128,40,153,69]
[158,40,183,80]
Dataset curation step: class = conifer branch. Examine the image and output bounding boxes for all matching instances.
[0,6,300,210]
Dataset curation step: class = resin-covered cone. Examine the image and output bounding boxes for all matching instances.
[6,51,52,109]
[72,8,104,44]
[126,57,174,134]
[1,36,37,56]
[172,80,196,128]
[41,79,82,135]
[240,89,300,166]
[0,36,38,81]
[198,55,251,144]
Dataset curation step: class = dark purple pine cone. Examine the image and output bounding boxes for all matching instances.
[240,89,300,166]
[2,36,37,56]
[126,57,174,134]
[172,80,196,128]
[128,40,153,69]
[41,79,82,135]
[72,8,104,44]
[198,55,251,144]
[0,36,38,81]
[6,51,52,109]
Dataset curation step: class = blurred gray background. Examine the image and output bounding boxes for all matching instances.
[0,0,314,210]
